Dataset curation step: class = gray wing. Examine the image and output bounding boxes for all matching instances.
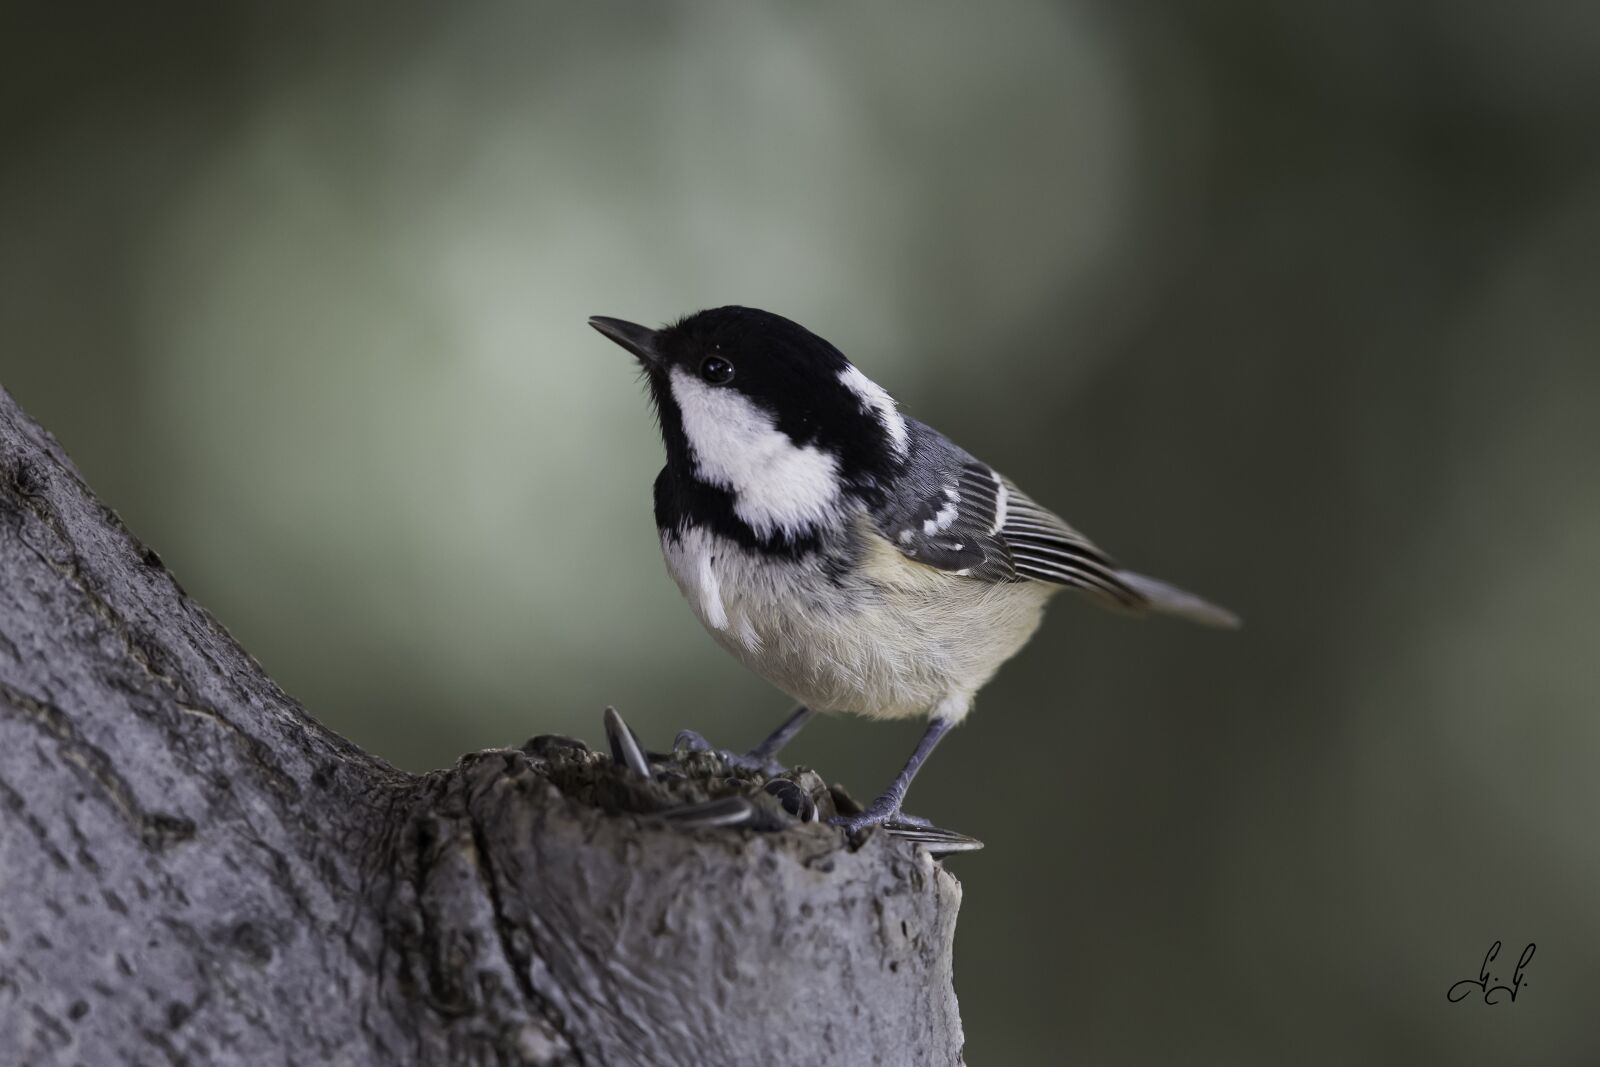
[870,420,1143,607]
[996,477,1145,606]
[869,432,1017,583]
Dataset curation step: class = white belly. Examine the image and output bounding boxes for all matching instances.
[660,521,1053,721]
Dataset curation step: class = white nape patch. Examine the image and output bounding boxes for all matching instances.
[668,367,843,538]
[837,363,909,459]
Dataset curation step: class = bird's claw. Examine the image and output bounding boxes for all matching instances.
[672,728,712,754]
[599,708,814,828]
[673,729,787,777]
[828,796,904,835]
[829,800,982,855]
[598,707,978,854]
[879,822,984,854]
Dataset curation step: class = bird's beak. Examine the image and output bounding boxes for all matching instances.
[588,316,661,368]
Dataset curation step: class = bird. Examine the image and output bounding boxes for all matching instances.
[590,306,1237,835]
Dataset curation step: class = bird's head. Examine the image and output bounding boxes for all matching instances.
[590,306,909,541]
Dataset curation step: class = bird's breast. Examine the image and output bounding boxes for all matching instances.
[659,517,1052,720]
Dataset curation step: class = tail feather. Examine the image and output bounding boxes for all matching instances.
[1116,570,1241,629]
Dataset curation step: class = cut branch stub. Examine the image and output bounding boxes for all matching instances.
[377,743,966,1065]
[0,385,968,1067]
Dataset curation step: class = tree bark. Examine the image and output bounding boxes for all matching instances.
[0,387,965,1066]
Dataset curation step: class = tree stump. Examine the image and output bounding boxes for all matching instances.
[0,387,966,1066]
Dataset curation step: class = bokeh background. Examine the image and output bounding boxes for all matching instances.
[6,2,1599,1062]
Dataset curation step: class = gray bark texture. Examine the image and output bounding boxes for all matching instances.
[0,387,966,1067]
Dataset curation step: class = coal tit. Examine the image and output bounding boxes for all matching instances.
[591,307,1237,834]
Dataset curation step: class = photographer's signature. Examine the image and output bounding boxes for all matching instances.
[1447,941,1535,1004]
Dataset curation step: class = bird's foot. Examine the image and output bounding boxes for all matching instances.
[594,708,819,826]
[828,794,906,835]
[673,729,788,778]
[590,708,978,853]
[829,797,983,854]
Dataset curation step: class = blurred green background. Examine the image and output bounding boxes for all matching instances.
[5,2,1599,1063]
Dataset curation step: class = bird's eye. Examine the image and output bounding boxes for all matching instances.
[699,355,735,385]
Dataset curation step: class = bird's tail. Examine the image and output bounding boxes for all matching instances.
[1116,570,1241,629]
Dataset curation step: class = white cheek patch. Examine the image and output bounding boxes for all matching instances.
[837,363,909,459]
[668,367,843,539]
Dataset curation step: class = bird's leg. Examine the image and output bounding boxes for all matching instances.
[746,704,815,763]
[831,716,954,834]
[674,705,816,777]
